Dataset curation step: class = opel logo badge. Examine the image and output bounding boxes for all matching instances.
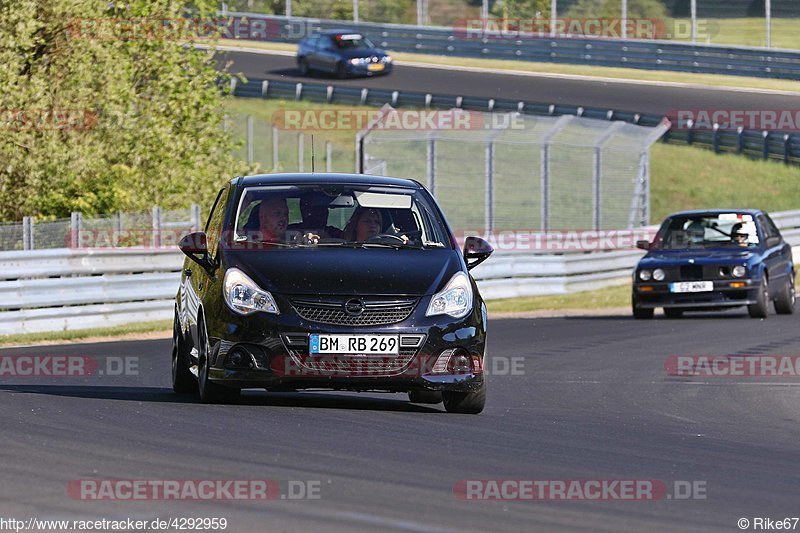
[344,299,365,316]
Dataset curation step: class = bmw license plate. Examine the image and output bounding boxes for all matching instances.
[367,63,385,72]
[669,281,713,293]
[310,334,399,355]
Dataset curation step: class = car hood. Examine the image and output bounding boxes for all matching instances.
[224,248,461,296]
[640,248,755,267]
[338,48,388,60]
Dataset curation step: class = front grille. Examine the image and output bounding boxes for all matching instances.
[679,265,704,280]
[280,334,425,376]
[290,298,417,326]
[297,351,417,375]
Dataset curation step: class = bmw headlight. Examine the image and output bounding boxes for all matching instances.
[381,55,392,63]
[653,268,665,281]
[349,57,369,65]
[639,269,652,281]
[426,272,473,319]
[223,268,279,315]
[732,265,746,278]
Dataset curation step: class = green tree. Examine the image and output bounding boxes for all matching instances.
[0,0,244,222]
[491,0,552,19]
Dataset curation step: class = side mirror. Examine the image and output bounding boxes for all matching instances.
[179,232,215,272]
[463,236,493,270]
[636,240,651,250]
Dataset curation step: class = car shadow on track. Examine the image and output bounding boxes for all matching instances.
[0,385,443,413]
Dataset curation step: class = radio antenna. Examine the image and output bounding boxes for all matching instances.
[311,134,315,173]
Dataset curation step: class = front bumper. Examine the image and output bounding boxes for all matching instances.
[346,62,393,76]
[634,278,759,309]
[204,300,486,393]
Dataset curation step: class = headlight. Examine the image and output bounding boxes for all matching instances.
[349,57,369,65]
[653,268,665,281]
[426,272,473,319]
[639,269,652,281]
[223,268,279,315]
[382,55,392,63]
[733,265,746,278]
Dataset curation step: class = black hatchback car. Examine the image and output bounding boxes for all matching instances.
[632,209,795,319]
[173,173,493,413]
[296,30,393,78]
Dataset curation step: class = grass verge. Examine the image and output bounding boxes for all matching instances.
[487,284,630,314]
[216,38,800,94]
[0,321,171,347]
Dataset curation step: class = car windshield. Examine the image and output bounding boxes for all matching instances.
[333,34,374,49]
[654,213,760,250]
[232,184,451,250]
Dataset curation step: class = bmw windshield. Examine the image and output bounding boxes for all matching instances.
[232,185,452,250]
[653,213,760,250]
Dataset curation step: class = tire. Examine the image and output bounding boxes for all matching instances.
[632,294,654,319]
[664,308,683,319]
[748,276,770,318]
[172,310,196,394]
[298,58,309,76]
[408,391,443,404]
[442,381,485,414]
[774,273,796,315]
[335,62,348,79]
[197,317,240,404]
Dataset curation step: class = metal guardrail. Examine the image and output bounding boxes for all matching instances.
[2,211,799,334]
[230,77,800,165]
[221,11,800,80]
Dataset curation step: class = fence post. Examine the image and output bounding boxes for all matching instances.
[737,127,745,154]
[70,211,82,248]
[191,204,202,232]
[712,123,720,153]
[621,0,628,39]
[426,135,436,195]
[298,132,304,172]
[247,115,254,165]
[485,140,494,232]
[22,217,32,250]
[272,126,279,170]
[763,130,770,160]
[326,141,332,172]
[766,0,772,48]
[784,134,791,164]
[152,206,162,249]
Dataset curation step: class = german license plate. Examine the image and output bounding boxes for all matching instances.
[669,281,713,293]
[309,334,399,355]
[367,63,385,71]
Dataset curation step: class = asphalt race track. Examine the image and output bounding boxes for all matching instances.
[2,313,800,531]
[217,50,800,116]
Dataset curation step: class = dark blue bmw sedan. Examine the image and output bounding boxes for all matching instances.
[632,209,795,319]
[296,30,393,78]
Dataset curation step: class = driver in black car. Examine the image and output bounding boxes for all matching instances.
[344,207,409,244]
[288,192,343,244]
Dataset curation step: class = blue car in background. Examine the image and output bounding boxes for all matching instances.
[632,209,796,319]
[297,30,393,78]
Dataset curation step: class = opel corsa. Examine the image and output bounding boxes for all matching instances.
[173,173,493,413]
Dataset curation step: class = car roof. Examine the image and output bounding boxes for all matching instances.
[233,173,423,189]
[306,30,365,37]
[664,209,764,219]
